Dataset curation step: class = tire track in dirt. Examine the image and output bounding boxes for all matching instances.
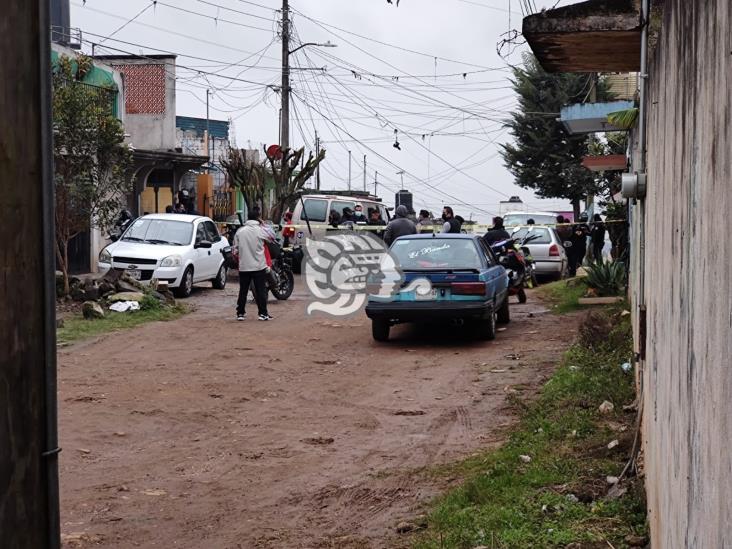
[59,283,581,549]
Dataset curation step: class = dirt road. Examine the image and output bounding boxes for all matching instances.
[59,278,579,548]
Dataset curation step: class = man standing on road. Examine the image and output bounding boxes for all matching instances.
[590,213,606,261]
[568,213,590,277]
[234,208,275,321]
[483,216,511,245]
[384,205,416,246]
[441,206,462,233]
[416,209,433,233]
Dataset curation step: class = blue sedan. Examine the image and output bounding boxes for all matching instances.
[365,233,510,342]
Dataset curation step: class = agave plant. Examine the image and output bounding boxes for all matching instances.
[585,260,627,296]
[607,108,639,130]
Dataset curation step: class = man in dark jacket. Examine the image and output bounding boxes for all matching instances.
[483,216,511,245]
[441,206,462,233]
[568,213,590,276]
[384,205,416,245]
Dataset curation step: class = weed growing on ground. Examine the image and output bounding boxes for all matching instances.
[57,305,188,345]
[537,279,589,314]
[415,312,646,549]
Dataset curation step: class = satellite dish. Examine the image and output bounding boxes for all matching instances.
[266,144,283,160]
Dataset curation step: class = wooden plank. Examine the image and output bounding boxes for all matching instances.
[577,296,625,305]
[0,1,59,547]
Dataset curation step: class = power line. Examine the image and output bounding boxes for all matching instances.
[80,34,279,88]
[453,0,522,14]
[153,1,275,33]
[194,0,277,22]
[72,3,282,62]
[291,89,497,215]
[291,8,503,70]
[99,3,154,43]
[319,73,513,200]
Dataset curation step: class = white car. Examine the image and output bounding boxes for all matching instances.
[99,213,229,297]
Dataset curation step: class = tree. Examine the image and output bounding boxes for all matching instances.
[265,146,325,221]
[500,54,612,217]
[53,54,131,294]
[222,146,325,221]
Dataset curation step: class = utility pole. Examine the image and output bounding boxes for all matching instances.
[348,150,352,190]
[315,131,321,190]
[280,0,290,183]
[205,89,211,172]
[2,0,60,546]
[374,170,378,196]
[363,155,367,192]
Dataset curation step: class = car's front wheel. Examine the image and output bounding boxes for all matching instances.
[174,266,194,298]
[496,297,510,324]
[212,264,227,289]
[372,319,390,342]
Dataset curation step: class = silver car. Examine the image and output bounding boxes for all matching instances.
[511,225,568,281]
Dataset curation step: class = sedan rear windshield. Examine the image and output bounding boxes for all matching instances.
[390,238,482,270]
[512,227,552,244]
[122,219,193,246]
[504,213,556,227]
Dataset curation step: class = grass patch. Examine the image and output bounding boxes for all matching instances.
[57,304,189,345]
[537,278,589,314]
[414,311,646,549]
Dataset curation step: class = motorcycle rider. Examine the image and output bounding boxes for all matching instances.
[384,205,416,245]
[483,216,511,245]
[233,207,275,321]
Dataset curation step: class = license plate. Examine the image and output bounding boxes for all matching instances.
[126,269,141,280]
[415,288,438,301]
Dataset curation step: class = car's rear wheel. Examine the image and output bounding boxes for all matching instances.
[477,311,496,341]
[212,264,227,289]
[372,319,390,342]
[174,266,194,298]
[497,297,510,324]
[517,287,527,304]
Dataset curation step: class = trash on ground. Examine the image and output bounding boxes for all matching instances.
[598,400,615,414]
[109,301,140,313]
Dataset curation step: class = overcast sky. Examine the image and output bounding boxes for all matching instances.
[70,0,576,223]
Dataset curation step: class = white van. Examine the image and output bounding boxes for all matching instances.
[289,193,390,246]
[502,211,559,228]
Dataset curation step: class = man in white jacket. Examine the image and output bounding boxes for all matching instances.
[233,208,275,321]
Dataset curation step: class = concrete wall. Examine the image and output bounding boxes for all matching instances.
[638,1,732,546]
[105,57,177,151]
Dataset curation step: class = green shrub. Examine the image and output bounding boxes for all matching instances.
[585,260,627,296]
[139,293,162,311]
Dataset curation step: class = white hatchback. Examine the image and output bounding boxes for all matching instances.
[98,214,229,297]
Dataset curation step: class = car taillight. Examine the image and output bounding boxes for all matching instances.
[451,282,486,295]
[549,244,560,257]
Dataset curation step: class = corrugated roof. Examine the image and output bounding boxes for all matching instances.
[176,116,229,140]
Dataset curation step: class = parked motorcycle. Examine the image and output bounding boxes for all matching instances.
[265,240,295,300]
[491,234,540,304]
[220,238,294,301]
[109,209,135,242]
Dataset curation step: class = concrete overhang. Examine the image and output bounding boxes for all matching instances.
[523,0,642,73]
[560,100,635,134]
[582,154,628,171]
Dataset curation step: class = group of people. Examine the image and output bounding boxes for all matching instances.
[483,213,607,277]
[325,204,466,245]
[382,205,464,245]
[163,190,199,215]
[327,203,385,227]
